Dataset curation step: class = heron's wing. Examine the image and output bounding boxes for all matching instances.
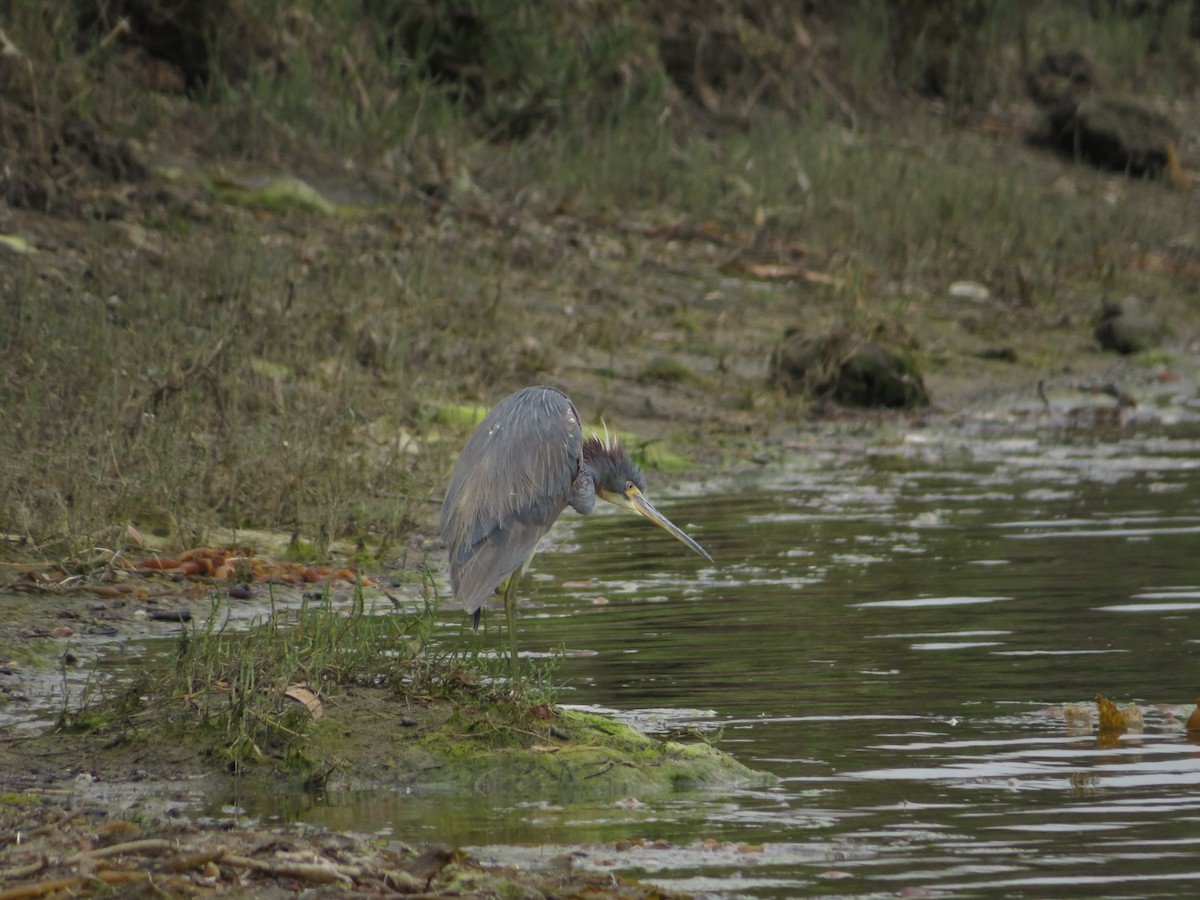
[440,386,584,616]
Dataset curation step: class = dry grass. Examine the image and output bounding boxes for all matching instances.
[1,1,1198,561]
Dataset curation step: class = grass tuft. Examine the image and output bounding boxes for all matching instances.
[127,578,434,770]
[77,573,561,772]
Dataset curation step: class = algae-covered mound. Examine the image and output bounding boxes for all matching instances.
[0,584,771,804]
[0,684,773,804]
[303,692,776,799]
[408,706,771,796]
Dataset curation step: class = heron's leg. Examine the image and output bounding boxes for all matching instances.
[502,570,522,685]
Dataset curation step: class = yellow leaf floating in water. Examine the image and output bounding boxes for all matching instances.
[1062,705,1094,727]
[1187,699,1200,733]
[1096,694,1126,734]
[1121,704,1144,731]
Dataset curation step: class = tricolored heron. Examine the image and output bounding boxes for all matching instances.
[440,386,712,681]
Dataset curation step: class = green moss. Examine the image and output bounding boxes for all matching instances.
[58,711,112,733]
[13,629,772,798]
[636,443,692,473]
[640,358,697,385]
[585,426,693,473]
[0,637,56,669]
[1136,349,1175,367]
[0,792,39,807]
[433,403,492,431]
[397,705,772,797]
[214,176,337,215]
[285,540,320,563]
[0,234,36,255]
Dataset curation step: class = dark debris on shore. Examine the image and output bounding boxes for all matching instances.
[0,798,686,898]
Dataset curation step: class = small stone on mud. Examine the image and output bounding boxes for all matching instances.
[948,280,991,302]
[148,609,192,622]
[978,346,1018,362]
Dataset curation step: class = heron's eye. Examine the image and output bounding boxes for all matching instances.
[625,480,636,492]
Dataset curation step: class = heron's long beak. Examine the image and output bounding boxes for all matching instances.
[605,485,713,562]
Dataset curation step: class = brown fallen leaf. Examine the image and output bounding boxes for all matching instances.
[798,269,848,287]
[166,847,228,873]
[1128,249,1200,279]
[1166,140,1193,191]
[726,260,846,287]
[89,584,132,598]
[739,262,808,280]
[283,684,324,719]
[137,556,180,570]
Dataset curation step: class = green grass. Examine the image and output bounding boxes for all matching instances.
[68,571,564,772]
[0,225,441,557]
[99,578,430,771]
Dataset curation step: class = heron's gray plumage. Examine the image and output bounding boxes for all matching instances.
[441,384,710,668]
[441,386,589,624]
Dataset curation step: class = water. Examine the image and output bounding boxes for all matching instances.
[88,399,1200,895]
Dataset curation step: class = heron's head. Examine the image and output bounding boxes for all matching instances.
[582,434,712,562]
